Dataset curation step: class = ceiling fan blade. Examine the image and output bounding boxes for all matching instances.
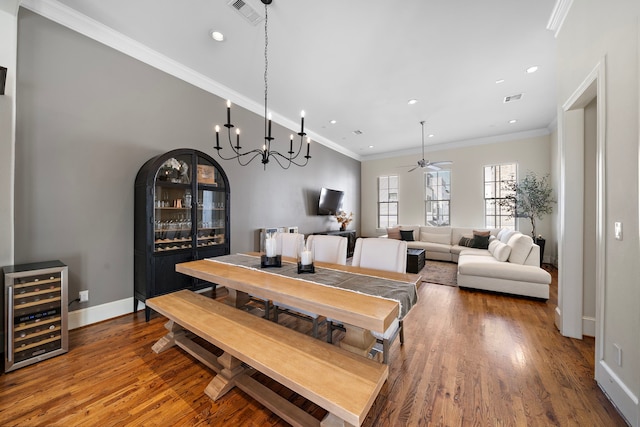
[426,164,441,171]
[431,160,453,166]
[407,166,419,172]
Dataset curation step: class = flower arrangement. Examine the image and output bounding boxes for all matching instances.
[335,211,353,231]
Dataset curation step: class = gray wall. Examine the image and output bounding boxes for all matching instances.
[15,9,360,310]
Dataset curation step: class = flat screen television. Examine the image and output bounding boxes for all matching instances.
[317,188,344,215]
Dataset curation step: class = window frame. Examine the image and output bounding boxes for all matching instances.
[424,170,451,227]
[483,163,517,230]
[377,175,398,229]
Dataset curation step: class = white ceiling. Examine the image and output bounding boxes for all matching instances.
[50,0,558,160]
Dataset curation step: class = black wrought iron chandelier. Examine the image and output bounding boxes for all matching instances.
[214,0,311,169]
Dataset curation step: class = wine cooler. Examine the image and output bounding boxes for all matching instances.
[3,260,68,372]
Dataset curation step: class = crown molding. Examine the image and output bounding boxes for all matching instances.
[360,128,552,162]
[547,0,574,38]
[19,0,361,161]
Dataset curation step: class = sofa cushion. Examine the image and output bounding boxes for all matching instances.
[507,233,533,264]
[415,241,451,254]
[421,232,451,245]
[489,240,512,262]
[458,255,551,284]
[387,227,401,240]
[400,230,415,241]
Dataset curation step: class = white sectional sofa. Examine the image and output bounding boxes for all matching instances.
[382,225,551,299]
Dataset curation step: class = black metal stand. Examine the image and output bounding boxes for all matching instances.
[261,255,282,268]
[297,262,315,274]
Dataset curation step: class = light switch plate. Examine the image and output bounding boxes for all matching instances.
[614,222,623,240]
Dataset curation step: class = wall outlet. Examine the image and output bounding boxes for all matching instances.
[613,343,622,366]
[79,290,89,303]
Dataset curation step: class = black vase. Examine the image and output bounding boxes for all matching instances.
[535,238,546,266]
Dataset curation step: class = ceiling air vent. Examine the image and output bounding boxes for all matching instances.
[352,130,363,135]
[228,0,264,26]
[503,93,524,103]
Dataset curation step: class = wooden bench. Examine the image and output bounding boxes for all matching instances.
[146,290,388,427]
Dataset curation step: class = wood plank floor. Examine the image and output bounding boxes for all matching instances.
[0,266,628,426]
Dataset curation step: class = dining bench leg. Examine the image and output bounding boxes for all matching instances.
[204,352,246,401]
[321,412,356,427]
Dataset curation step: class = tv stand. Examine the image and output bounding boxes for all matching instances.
[314,230,356,258]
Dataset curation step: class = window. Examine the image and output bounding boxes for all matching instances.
[484,163,517,229]
[425,170,450,226]
[378,175,398,228]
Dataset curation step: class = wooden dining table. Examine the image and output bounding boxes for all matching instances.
[175,253,421,360]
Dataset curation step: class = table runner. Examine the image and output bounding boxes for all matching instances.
[206,254,418,318]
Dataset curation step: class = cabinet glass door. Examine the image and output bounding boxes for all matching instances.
[196,156,226,249]
[197,189,225,248]
[153,155,193,253]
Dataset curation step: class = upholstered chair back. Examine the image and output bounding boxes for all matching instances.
[351,237,407,273]
[277,233,305,258]
[306,235,348,265]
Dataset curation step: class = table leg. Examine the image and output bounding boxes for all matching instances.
[339,324,377,359]
[225,288,251,308]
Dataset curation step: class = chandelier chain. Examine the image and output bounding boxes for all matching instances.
[264,3,268,131]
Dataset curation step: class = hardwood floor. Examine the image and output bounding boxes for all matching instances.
[0,266,628,426]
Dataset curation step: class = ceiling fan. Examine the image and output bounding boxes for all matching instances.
[407,121,452,172]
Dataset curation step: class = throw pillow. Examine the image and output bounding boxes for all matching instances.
[507,233,533,264]
[500,229,517,244]
[471,230,490,249]
[400,230,415,241]
[387,227,401,240]
[458,236,475,247]
[492,241,512,262]
[488,239,500,255]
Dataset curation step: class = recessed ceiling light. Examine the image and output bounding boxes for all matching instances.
[509,119,517,124]
[408,99,418,105]
[495,79,505,84]
[526,66,538,74]
[428,134,435,138]
[330,120,337,124]
[210,30,225,42]
[369,145,374,148]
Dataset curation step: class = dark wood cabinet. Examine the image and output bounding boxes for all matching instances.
[314,230,356,258]
[134,149,230,320]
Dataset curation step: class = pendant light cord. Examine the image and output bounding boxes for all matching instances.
[264,3,269,138]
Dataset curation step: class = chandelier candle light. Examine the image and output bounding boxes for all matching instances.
[214,0,311,169]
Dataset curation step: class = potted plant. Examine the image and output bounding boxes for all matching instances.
[500,171,555,264]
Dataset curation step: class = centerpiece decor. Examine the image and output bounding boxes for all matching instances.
[261,230,282,268]
[335,211,353,231]
[297,239,315,274]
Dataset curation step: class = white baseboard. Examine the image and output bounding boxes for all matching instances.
[597,360,639,426]
[67,287,214,330]
[582,316,596,337]
[68,297,143,330]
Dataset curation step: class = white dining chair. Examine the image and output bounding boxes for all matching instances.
[306,234,347,265]
[328,237,408,364]
[273,233,325,338]
[251,232,305,319]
